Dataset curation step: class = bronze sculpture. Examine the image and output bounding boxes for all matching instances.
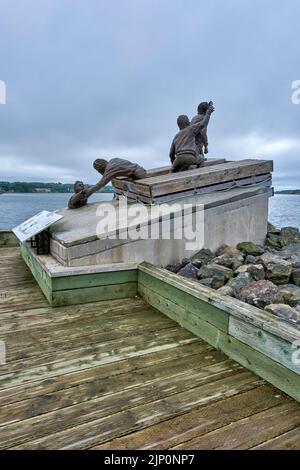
[68,158,147,209]
[169,102,214,172]
[191,101,212,156]
[93,158,147,182]
[68,181,93,209]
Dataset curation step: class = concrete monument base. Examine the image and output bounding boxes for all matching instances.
[50,185,272,267]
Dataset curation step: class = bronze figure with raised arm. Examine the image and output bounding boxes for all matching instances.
[169,102,215,172]
[191,101,212,156]
[68,158,147,209]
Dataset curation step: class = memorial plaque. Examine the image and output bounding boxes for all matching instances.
[13,210,63,243]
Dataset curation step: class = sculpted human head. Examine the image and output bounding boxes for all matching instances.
[74,181,85,193]
[93,158,108,175]
[197,102,210,114]
[177,115,190,130]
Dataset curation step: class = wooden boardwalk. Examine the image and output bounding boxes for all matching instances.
[1,246,300,449]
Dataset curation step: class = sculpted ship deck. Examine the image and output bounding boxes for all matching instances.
[113,158,273,203]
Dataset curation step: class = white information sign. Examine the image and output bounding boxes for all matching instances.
[13,210,63,243]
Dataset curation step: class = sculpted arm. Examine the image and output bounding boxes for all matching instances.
[84,174,112,197]
[169,139,176,163]
[191,103,214,135]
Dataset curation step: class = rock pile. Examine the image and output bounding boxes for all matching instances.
[165,224,300,327]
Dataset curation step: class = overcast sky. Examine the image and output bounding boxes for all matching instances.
[0,0,299,188]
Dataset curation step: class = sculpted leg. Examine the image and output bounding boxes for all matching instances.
[172,154,198,172]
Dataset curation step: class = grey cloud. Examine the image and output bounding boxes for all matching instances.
[0,0,299,186]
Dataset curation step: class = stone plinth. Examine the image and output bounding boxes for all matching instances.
[50,185,272,267]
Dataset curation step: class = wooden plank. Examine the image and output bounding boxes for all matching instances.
[138,265,300,403]
[150,160,273,197]
[253,427,300,449]
[0,231,18,247]
[172,402,300,449]
[9,371,261,450]
[139,263,300,344]
[138,271,229,332]
[114,159,227,183]
[20,241,139,306]
[113,160,273,198]
[20,243,53,304]
[0,285,49,314]
[229,317,300,374]
[0,309,175,362]
[0,297,145,331]
[0,327,198,389]
[52,269,137,291]
[92,385,287,450]
[143,159,227,178]
[115,174,271,204]
[138,283,227,349]
[0,342,212,406]
[0,349,231,428]
[52,282,137,306]
[219,334,300,403]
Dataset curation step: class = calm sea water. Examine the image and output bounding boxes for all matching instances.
[0,193,299,230]
[269,194,300,229]
[0,193,113,229]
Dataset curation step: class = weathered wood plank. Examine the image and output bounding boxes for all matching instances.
[172,402,300,450]
[219,334,300,403]
[2,246,300,451]
[139,263,300,343]
[253,427,300,449]
[0,349,231,428]
[20,243,53,303]
[229,317,300,374]
[0,231,18,247]
[142,159,227,178]
[115,173,271,204]
[52,269,137,291]
[0,342,211,406]
[0,310,175,362]
[0,327,198,389]
[20,241,139,306]
[0,285,49,313]
[92,385,287,450]
[138,270,229,332]
[138,264,300,403]
[0,297,145,331]
[51,282,137,306]
[138,283,225,349]
[113,159,227,186]
[113,160,273,198]
[10,371,261,450]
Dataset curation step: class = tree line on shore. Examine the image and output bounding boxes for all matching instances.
[0,181,114,193]
[275,190,300,194]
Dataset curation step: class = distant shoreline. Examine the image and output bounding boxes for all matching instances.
[275,190,300,195]
[0,181,114,194]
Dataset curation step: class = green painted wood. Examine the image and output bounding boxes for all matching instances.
[20,243,53,304]
[0,231,18,247]
[138,283,222,349]
[52,270,137,291]
[52,282,137,307]
[138,270,229,332]
[139,262,299,344]
[20,243,138,307]
[219,334,300,403]
[229,317,300,375]
[138,264,300,403]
